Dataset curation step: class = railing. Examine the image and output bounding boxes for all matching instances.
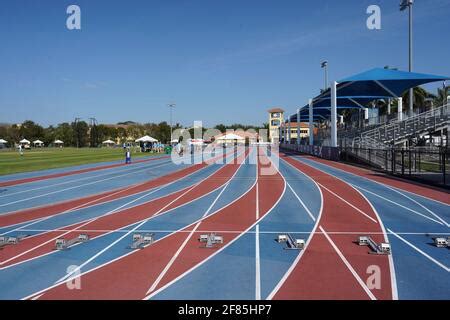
[338,103,449,149]
[363,103,449,145]
[341,146,450,187]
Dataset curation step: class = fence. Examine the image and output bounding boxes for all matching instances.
[281,143,449,187]
[341,146,450,187]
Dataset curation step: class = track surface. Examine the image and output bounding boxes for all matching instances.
[0,147,448,300]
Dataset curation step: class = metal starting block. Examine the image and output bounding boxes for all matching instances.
[199,233,223,248]
[0,234,28,249]
[433,237,449,248]
[278,234,305,250]
[357,236,391,255]
[129,233,154,249]
[55,234,90,250]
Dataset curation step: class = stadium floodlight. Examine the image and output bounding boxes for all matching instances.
[400,0,414,117]
[400,0,413,11]
[321,61,328,92]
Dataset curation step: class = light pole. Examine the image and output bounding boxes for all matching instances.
[400,0,414,117]
[74,117,81,148]
[321,61,328,92]
[167,103,176,144]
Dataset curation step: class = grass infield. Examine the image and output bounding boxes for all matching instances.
[0,147,163,176]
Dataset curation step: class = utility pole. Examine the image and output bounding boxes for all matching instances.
[168,103,176,144]
[74,117,81,148]
[89,117,98,148]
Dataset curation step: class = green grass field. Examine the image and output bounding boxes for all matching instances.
[0,147,163,176]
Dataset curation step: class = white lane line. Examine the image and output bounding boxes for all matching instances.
[255,148,261,300]
[317,183,378,224]
[383,185,449,227]
[0,183,169,267]
[144,152,286,300]
[55,151,248,285]
[146,181,231,295]
[0,163,225,268]
[286,181,316,222]
[10,229,450,235]
[0,162,172,208]
[55,182,203,284]
[4,151,242,271]
[0,159,170,199]
[0,152,219,231]
[256,151,259,220]
[21,150,249,298]
[266,156,323,300]
[145,151,251,294]
[352,185,444,226]
[387,228,449,272]
[298,157,450,207]
[255,224,261,301]
[319,226,377,300]
[30,293,44,300]
[0,182,155,237]
[351,185,398,300]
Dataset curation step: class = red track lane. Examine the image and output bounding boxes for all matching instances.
[0,163,207,228]
[303,156,450,204]
[1,161,242,268]
[35,151,285,300]
[0,156,169,187]
[273,154,392,300]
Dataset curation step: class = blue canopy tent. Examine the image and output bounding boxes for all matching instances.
[283,96,387,144]
[319,68,449,99]
[286,68,450,146]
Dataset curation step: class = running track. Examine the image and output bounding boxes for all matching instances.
[0,146,448,300]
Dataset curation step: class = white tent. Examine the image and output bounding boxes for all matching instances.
[0,139,7,144]
[188,139,205,146]
[136,135,158,143]
[33,140,44,147]
[19,139,30,144]
[102,139,115,145]
[54,140,64,144]
[215,133,245,143]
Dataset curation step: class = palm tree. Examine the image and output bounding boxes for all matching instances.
[401,86,433,113]
[433,85,449,107]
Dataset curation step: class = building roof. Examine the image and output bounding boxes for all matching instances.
[281,122,309,128]
[214,131,258,141]
[268,107,284,113]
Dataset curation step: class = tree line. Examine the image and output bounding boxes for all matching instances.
[0,121,183,147]
[0,120,268,147]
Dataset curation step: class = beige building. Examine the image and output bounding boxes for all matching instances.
[280,122,313,142]
[268,107,284,143]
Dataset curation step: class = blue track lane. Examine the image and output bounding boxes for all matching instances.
[0,152,253,299]
[151,157,322,300]
[292,156,449,300]
[0,156,163,183]
[0,162,226,238]
[0,159,179,214]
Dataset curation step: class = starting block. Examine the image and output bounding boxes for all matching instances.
[278,234,305,250]
[199,233,223,248]
[129,233,154,249]
[55,234,90,250]
[357,236,391,255]
[433,237,449,248]
[0,234,28,249]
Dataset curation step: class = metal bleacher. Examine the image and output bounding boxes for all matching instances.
[341,104,449,149]
[338,103,449,171]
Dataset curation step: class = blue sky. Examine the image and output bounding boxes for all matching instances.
[0,0,449,127]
